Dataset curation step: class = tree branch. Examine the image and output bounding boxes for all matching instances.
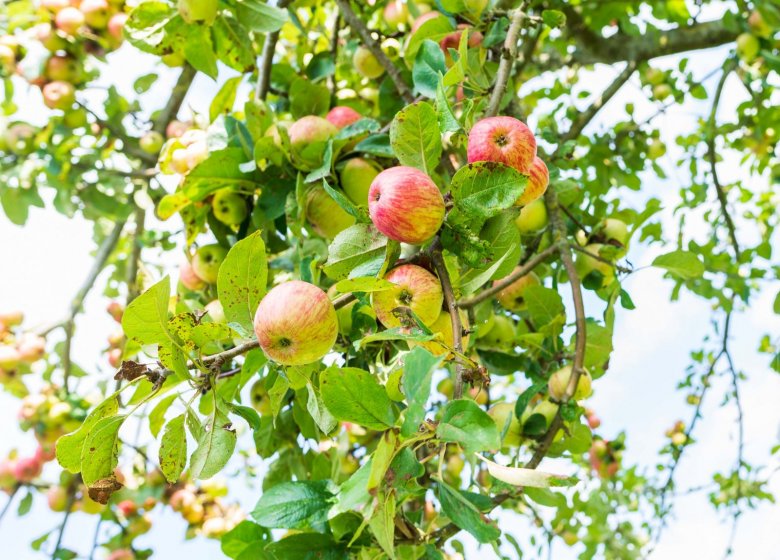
[335,0,415,103]
[568,243,633,274]
[255,0,291,101]
[152,64,197,135]
[486,6,528,117]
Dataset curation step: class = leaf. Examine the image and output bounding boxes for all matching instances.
[368,431,398,490]
[121,276,172,346]
[369,493,397,560]
[413,40,447,99]
[652,250,705,279]
[436,399,500,453]
[17,491,32,516]
[332,461,372,515]
[389,102,442,175]
[448,162,527,226]
[235,0,288,33]
[306,383,337,434]
[189,416,237,479]
[525,285,565,329]
[320,366,397,430]
[582,321,613,373]
[182,148,257,202]
[159,414,187,483]
[333,277,394,294]
[401,347,443,437]
[514,381,546,419]
[437,480,500,543]
[774,290,780,314]
[323,223,388,280]
[221,520,271,560]
[213,14,255,72]
[217,231,268,337]
[210,76,243,122]
[149,394,177,438]
[542,9,566,27]
[264,533,345,558]
[80,415,127,486]
[289,77,330,119]
[436,79,462,134]
[252,481,334,529]
[475,455,574,487]
[56,396,119,473]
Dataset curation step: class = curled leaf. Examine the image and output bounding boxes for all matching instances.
[474,454,575,488]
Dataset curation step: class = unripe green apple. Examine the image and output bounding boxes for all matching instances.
[601,218,629,253]
[437,377,454,398]
[178,0,218,24]
[575,243,616,288]
[212,188,248,226]
[548,365,592,401]
[372,264,443,329]
[527,400,558,427]
[45,55,82,82]
[5,123,36,155]
[35,23,69,52]
[476,314,515,351]
[305,185,355,239]
[488,402,521,447]
[204,300,225,323]
[515,198,548,234]
[408,309,470,358]
[139,131,164,154]
[253,281,338,366]
[340,158,380,206]
[353,46,385,79]
[192,244,228,284]
[736,33,760,63]
[63,106,88,128]
[645,67,665,86]
[652,83,672,101]
[647,138,665,159]
[288,115,337,171]
[562,531,578,546]
[381,38,402,60]
[494,270,540,312]
[250,380,272,415]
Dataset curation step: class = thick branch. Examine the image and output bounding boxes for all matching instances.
[486,6,527,118]
[152,64,197,135]
[335,0,415,103]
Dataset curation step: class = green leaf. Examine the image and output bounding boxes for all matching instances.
[542,9,566,27]
[333,461,372,515]
[436,79,462,134]
[17,491,32,516]
[514,381,546,420]
[213,14,255,72]
[177,22,218,79]
[652,250,705,279]
[210,76,243,122]
[221,520,271,560]
[525,285,565,328]
[368,430,398,490]
[124,2,174,53]
[235,0,287,33]
[217,231,267,337]
[252,481,334,529]
[437,480,500,543]
[56,396,119,473]
[437,399,500,453]
[369,493,397,559]
[448,162,527,226]
[582,321,613,373]
[323,223,388,280]
[149,394,177,438]
[413,40,447,99]
[320,366,397,430]
[401,347,443,437]
[183,148,257,202]
[80,415,127,486]
[333,277,394,293]
[189,415,237,479]
[159,414,187,483]
[289,77,330,119]
[306,383,337,434]
[389,101,442,175]
[774,290,780,314]
[121,276,172,346]
[264,533,344,558]
[405,13,454,62]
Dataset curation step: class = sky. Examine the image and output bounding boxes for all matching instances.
[1,5,779,560]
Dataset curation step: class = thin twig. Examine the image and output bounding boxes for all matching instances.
[568,243,633,274]
[0,486,18,525]
[329,14,341,100]
[50,482,78,559]
[88,517,102,560]
[335,0,415,103]
[255,0,291,101]
[486,6,528,117]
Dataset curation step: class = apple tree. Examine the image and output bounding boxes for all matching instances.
[0,0,778,558]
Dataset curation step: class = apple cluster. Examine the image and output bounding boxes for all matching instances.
[0,311,46,386]
[589,437,624,479]
[168,480,244,539]
[18,384,91,445]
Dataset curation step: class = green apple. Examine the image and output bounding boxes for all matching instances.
[192,244,228,284]
[340,158,380,206]
[288,115,337,171]
[41,81,75,110]
[525,399,559,427]
[645,67,665,86]
[353,46,385,79]
[601,218,629,251]
[476,314,515,351]
[575,243,616,288]
[139,131,164,154]
[736,33,760,63]
[204,300,225,323]
[372,264,443,328]
[305,185,355,239]
[80,0,110,29]
[250,380,272,415]
[212,188,248,226]
[488,402,521,447]
[652,83,672,101]
[494,270,540,312]
[515,198,548,234]
[548,365,593,401]
[178,0,218,24]
[63,106,88,128]
[647,138,666,160]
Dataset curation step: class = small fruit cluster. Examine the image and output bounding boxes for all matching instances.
[159,127,209,176]
[0,444,53,489]
[665,420,688,447]
[18,384,91,445]
[0,312,46,384]
[168,481,244,539]
[589,438,624,479]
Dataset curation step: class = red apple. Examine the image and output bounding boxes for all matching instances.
[179,260,206,291]
[440,24,483,61]
[340,157,380,206]
[326,106,362,129]
[107,12,128,41]
[13,456,42,483]
[42,81,76,110]
[253,281,338,366]
[371,264,443,328]
[494,270,540,311]
[55,6,85,35]
[368,166,445,245]
[467,116,537,173]
[288,115,337,171]
[117,499,137,517]
[516,156,549,206]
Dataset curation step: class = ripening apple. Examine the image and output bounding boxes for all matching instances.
[476,314,515,351]
[372,264,443,328]
[139,131,164,154]
[47,485,68,512]
[40,0,70,11]
[515,198,548,234]
[178,0,218,24]
[13,456,42,483]
[0,346,21,370]
[548,365,593,401]
[368,166,445,245]
[494,270,540,312]
[106,550,135,560]
[439,25,483,64]
[488,402,521,447]
[41,81,75,110]
[516,156,549,206]
[179,260,206,291]
[288,115,337,171]
[353,46,385,79]
[409,309,470,358]
[326,106,362,129]
[33,24,67,52]
[384,0,410,30]
[80,0,110,29]
[212,188,248,226]
[192,244,228,284]
[116,499,137,518]
[467,116,537,173]
[55,6,85,35]
[45,55,81,83]
[340,157,380,206]
[107,12,128,41]
[204,300,226,323]
[736,33,760,63]
[411,11,444,33]
[575,243,616,288]
[748,10,772,38]
[0,311,23,327]
[253,281,338,366]
[305,185,355,239]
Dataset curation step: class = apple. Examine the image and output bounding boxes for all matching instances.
[0,311,23,327]
[45,55,81,82]
[0,45,15,74]
[340,157,380,206]
[0,460,15,489]
[575,243,615,288]
[41,81,75,110]
[166,120,189,139]
[162,52,185,67]
[253,281,338,366]
[411,11,444,33]
[55,7,85,35]
[409,309,470,357]
[526,400,558,427]
[63,106,88,128]
[562,531,578,546]
[108,12,128,41]
[488,402,521,447]
[204,300,226,323]
[548,365,592,401]
[476,314,515,351]
[372,264,443,328]
[202,517,229,538]
[178,0,218,24]
[353,46,385,79]
[381,38,402,60]
[47,485,68,512]
[17,334,46,362]
[736,33,760,63]
[645,67,665,86]
[652,83,672,101]
[139,131,164,154]
[80,0,109,29]
[13,456,42,483]
[326,106,362,129]
[40,0,70,11]
[250,380,272,415]
[515,198,548,234]
[192,244,228,284]
[0,346,21,370]
[212,188,248,226]
[384,0,410,29]
[439,25,483,64]
[107,347,122,368]
[748,10,772,39]
[127,514,152,536]
[437,377,454,398]
[305,184,355,239]
[116,499,137,517]
[494,270,540,312]
[600,218,629,251]
[516,156,549,206]
[671,432,687,446]
[288,115,337,171]
[368,166,445,244]
[468,116,537,174]
[647,138,665,159]
[179,260,206,291]
[106,549,135,560]
[467,386,488,405]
